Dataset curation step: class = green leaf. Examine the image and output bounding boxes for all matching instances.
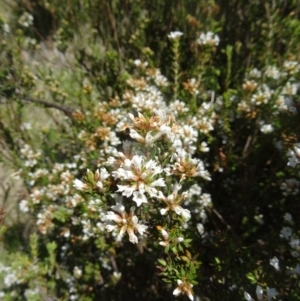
[53,206,70,222]
[157,259,167,266]
[181,256,190,263]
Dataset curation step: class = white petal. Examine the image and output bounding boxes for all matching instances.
[256,285,263,301]
[156,191,165,199]
[244,292,253,301]
[187,291,194,301]
[159,241,168,247]
[150,178,166,187]
[116,225,127,241]
[117,185,136,197]
[128,228,138,244]
[132,191,148,207]
[161,229,169,239]
[111,203,125,214]
[73,179,85,190]
[100,168,110,180]
[266,287,278,301]
[96,181,103,190]
[160,208,168,215]
[145,132,154,146]
[173,287,182,296]
[136,224,148,235]
[144,186,158,197]
[129,129,145,143]
[181,209,191,221]
[106,225,117,232]
[131,215,138,224]
[105,211,122,223]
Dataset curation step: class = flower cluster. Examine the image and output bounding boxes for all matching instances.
[73,107,211,250]
[197,31,220,46]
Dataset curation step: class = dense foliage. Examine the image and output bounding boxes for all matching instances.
[1,1,300,300]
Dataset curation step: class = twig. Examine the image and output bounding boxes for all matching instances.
[110,254,119,273]
[22,97,75,119]
[242,135,252,158]
[206,207,238,238]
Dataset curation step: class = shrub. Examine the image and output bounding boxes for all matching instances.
[1,1,300,300]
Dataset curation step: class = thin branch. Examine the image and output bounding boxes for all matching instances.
[110,254,119,273]
[22,97,75,119]
[242,135,252,158]
[206,207,238,238]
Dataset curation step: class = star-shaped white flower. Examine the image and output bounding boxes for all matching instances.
[173,279,194,301]
[105,197,148,244]
[112,155,165,206]
[157,183,190,221]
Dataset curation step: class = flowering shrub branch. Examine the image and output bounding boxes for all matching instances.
[1,1,300,300]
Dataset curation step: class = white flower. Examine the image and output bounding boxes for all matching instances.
[73,266,82,278]
[251,91,270,105]
[4,272,17,287]
[283,60,300,74]
[189,184,202,196]
[169,100,189,114]
[245,285,278,301]
[260,124,274,134]
[265,66,281,79]
[283,212,293,223]
[287,144,300,167]
[113,271,122,281]
[3,23,10,35]
[256,285,264,301]
[244,291,254,301]
[129,129,145,143]
[95,168,110,190]
[157,226,170,246]
[280,226,292,240]
[134,59,141,66]
[18,12,34,27]
[129,124,174,146]
[24,288,40,298]
[249,68,262,78]
[196,223,204,235]
[153,73,168,87]
[20,122,32,130]
[173,279,194,301]
[73,179,88,191]
[199,193,212,207]
[113,155,165,206]
[169,149,211,181]
[132,190,148,207]
[19,199,29,213]
[133,59,148,68]
[290,237,299,249]
[280,179,299,196]
[197,31,220,46]
[290,263,300,275]
[266,287,278,301]
[105,199,148,244]
[168,31,184,40]
[237,100,251,113]
[282,82,298,96]
[199,141,209,152]
[157,183,191,221]
[194,116,214,134]
[269,256,280,271]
